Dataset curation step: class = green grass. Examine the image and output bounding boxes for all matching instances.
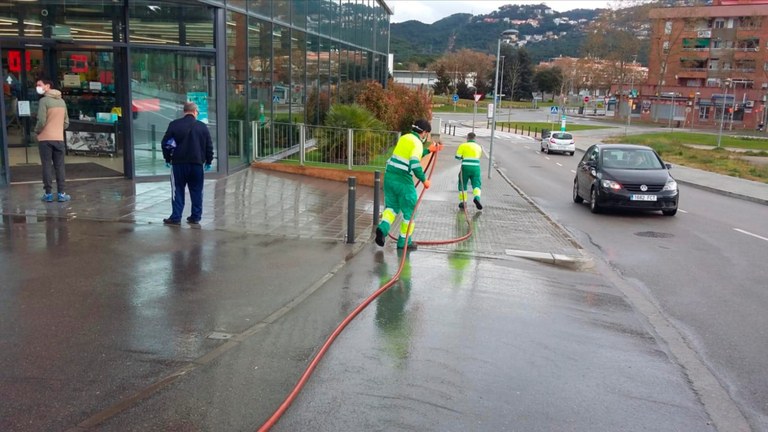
[605,132,768,183]
[432,95,545,113]
[613,132,768,151]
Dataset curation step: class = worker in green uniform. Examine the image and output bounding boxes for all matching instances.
[375,119,442,250]
[455,132,483,210]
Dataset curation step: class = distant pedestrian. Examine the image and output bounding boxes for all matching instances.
[34,78,70,202]
[455,132,483,210]
[375,119,442,250]
[161,102,214,226]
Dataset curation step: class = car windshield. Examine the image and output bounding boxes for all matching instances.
[552,133,572,140]
[601,149,663,169]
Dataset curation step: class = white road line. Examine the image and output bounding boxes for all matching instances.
[556,162,563,167]
[678,209,688,213]
[570,170,576,174]
[545,156,551,160]
[733,228,768,242]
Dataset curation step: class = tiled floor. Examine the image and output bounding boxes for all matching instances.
[0,167,377,242]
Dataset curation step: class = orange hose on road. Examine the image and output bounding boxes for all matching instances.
[256,146,473,431]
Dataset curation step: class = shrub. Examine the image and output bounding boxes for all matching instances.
[318,104,389,165]
[355,80,432,133]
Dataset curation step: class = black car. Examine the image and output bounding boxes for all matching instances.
[573,144,679,216]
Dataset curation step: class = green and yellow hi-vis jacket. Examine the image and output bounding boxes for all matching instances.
[385,132,430,182]
[455,139,482,168]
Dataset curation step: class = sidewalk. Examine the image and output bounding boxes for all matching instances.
[0,128,757,431]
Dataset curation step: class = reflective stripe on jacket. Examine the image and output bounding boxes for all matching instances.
[385,132,428,182]
[455,140,482,167]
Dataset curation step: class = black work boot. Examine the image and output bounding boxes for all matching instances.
[458,202,465,210]
[375,227,385,246]
[473,198,483,210]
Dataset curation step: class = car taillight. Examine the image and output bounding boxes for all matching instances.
[550,139,555,144]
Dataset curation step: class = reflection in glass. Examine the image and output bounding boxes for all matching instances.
[130,49,217,176]
[227,10,250,169]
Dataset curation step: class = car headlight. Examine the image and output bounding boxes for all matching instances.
[662,179,678,191]
[601,179,622,190]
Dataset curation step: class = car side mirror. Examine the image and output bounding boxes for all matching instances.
[665,163,673,169]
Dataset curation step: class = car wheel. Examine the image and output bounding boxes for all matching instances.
[590,187,601,213]
[573,179,583,203]
[569,152,574,156]
[662,208,677,216]
[544,146,549,154]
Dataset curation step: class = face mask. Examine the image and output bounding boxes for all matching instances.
[36,86,45,95]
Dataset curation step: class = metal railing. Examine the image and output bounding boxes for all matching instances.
[253,122,399,170]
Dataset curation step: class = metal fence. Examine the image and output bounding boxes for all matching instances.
[252,122,400,170]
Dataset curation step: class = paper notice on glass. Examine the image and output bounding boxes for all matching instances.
[17,100,30,116]
[89,81,102,91]
[63,74,81,88]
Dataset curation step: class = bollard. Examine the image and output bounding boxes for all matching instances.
[373,171,381,228]
[347,177,356,244]
[151,124,156,160]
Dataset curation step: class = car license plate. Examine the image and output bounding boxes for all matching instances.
[631,194,657,201]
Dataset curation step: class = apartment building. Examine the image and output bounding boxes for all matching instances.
[646,0,768,129]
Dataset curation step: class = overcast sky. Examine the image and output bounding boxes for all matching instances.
[388,1,615,24]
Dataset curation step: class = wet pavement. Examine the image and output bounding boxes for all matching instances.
[1,129,764,431]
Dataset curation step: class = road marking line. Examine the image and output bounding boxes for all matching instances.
[678,209,688,213]
[570,170,576,174]
[556,162,563,167]
[545,156,550,160]
[734,228,768,242]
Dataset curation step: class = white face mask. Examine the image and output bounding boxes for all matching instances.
[35,86,45,95]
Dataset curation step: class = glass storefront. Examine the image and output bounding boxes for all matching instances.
[0,0,391,185]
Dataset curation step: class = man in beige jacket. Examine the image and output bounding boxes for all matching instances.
[35,78,70,202]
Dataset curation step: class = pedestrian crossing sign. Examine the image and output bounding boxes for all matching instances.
[550,106,559,114]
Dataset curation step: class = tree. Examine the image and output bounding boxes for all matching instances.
[497,46,534,101]
[433,64,452,95]
[429,49,494,99]
[581,0,654,107]
[533,67,563,97]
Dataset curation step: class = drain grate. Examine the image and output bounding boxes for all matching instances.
[635,231,674,238]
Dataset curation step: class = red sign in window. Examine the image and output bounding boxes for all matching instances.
[8,51,31,73]
[70,54,88,73]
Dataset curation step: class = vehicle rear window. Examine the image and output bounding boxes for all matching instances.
[552,133,572,139]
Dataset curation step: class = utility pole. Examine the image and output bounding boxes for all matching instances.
[625,55,637,136]
[717,79,732,148]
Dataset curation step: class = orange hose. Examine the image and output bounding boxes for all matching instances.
[256,146,472,431]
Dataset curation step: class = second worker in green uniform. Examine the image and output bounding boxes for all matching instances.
[455,132,483,210]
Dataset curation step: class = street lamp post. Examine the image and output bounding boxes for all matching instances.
[717,79,732,148]
[498,56,505,126]
[625,55,637,136]
[690,91,700,133]
[488,37,501,179]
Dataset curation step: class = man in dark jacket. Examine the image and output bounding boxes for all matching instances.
[161,102,214,226]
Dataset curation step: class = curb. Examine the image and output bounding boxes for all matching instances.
[505,249,594,270]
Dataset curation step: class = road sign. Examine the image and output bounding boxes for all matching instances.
[583,96,590,103]
[550,106,559,114]
[452,94,459,103]
[474,94,482,103]
[272,95,280,103]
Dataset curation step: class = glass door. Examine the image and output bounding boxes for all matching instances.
[2,46,46,182]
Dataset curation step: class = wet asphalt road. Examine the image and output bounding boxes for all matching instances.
[0,216,716,431]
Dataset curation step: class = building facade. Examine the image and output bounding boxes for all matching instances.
[646,0,768,129]
[0,0,391,186]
